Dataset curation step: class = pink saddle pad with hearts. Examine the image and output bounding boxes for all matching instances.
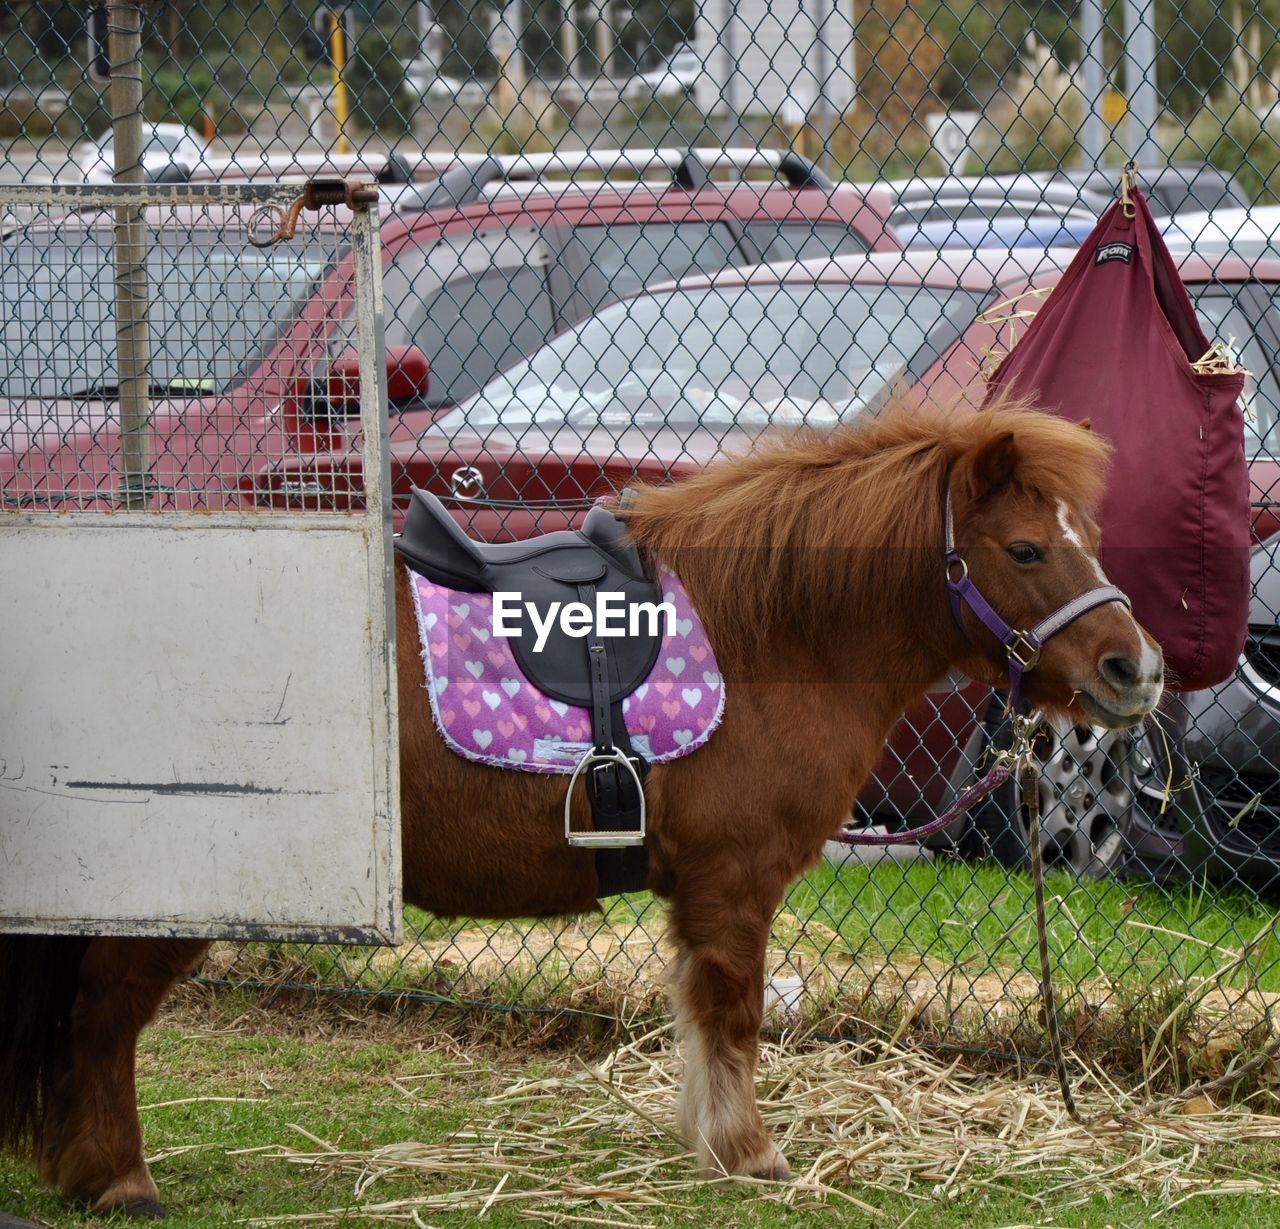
[409,564,724,773]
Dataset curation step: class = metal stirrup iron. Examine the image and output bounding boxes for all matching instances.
[564,591,648,849]
[564,747,647,848]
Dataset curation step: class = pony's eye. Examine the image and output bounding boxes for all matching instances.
[1007,542,1042,565]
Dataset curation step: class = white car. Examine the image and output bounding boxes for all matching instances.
[1162,204,1280,262]
[403,59,486,106]
[68,122,206,184]
[626,48,701,98]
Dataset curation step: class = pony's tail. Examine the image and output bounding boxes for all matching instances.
[0,935,89,1153]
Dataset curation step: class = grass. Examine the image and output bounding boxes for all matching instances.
[205,858,1280,1037]
[788,859,1280,991]
[181,856,1280,1127]
[9,989,1280,1227]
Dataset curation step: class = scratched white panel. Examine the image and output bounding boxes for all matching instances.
[0,516,401,942]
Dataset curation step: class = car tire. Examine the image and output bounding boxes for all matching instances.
[967,700,1136,878]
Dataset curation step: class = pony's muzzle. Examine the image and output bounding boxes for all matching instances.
[1089,641,1164,723]
[1099,652,1142,691]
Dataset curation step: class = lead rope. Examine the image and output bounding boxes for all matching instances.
[1021,741,1115,1127]
[1021,714,1280,1128]
[842,709,1280,1123]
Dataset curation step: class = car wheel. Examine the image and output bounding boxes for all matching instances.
[968,706,1135,878]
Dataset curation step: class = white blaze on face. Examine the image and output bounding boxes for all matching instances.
[1056,500,1108,586]
[1056,500,1163,693]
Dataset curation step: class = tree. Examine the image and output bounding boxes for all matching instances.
[342,25,413,135]
[852,0,945,124]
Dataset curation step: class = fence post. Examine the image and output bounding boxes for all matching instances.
[330,11,351,155]
[1123,0,1160,168]
[813,0,832,174]
[722,0,741,155]
[107,0,152,510]
[1079,0,1106,175]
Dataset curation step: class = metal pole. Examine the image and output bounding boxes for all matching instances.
[1124,0,1159,168]
[794,0,809,157]
[722,0,741,151]
[592,0,612,77]
[330,11,351,155]
[813,0,832,174]
[1079,0,1105,174]
[494,0,527,138]
[561,0,580,89]
[107,1,151,510]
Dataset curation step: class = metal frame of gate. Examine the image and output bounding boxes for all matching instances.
[0,181,401,943]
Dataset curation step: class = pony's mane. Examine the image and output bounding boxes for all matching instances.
[623,393,1111,662]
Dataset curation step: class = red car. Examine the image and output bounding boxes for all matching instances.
[1,148,895,511]
[256,245,1280,876]
[7,176,1273,880]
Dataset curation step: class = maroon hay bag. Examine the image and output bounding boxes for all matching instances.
[983,187,1250,691]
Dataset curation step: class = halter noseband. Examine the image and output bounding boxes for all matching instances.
[943,487,1131,711]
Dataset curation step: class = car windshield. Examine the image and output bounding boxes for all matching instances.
[433,281,979,435]
[0,228,338,398]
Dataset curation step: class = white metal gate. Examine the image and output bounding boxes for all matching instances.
[0,181,401,943]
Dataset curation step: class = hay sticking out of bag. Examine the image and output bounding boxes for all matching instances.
[1191,338,1250,378]
[247,1036,1280,1225]
[977,286,1052,381]
[1191,337,1256,422]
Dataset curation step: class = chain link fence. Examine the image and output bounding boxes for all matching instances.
[4,0,1280,1075]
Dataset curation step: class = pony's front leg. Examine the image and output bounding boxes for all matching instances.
[40,937,208,1218]
[668,862,790,1180]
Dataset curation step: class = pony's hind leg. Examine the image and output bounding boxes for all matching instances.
[40,937,208,1217]
[668,860,790,1180]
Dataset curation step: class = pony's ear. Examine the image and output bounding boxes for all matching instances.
[1078,417,1092,432]
[965,430,1019,495]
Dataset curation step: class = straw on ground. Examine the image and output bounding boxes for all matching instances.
[248,1033,1280,1226]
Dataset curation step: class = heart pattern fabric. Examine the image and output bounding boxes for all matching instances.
[409,564,724,773]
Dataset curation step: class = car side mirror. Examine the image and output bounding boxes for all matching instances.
[326,343,431,413]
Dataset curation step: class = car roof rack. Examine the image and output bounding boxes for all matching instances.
[391,146,836,212]
[403,156,506,211]
[376,151,415,185]
[887,174,1111,213]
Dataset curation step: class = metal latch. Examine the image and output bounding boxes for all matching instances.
[249,178,379,247]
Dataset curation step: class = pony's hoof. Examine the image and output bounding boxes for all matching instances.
[703,1139,792,1181]
[745,1141,792,1181]
[90,1171,164,1218]
[120,1198,167,1220]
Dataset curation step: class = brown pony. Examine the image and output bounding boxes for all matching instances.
[0,398,1163,1217]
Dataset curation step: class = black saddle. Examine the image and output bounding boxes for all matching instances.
[396,487,662,706]
[395,487,655,897]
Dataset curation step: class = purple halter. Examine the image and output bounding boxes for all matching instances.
[943,487,1131,711]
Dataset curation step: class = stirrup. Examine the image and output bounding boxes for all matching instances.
[563,747,647,848]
